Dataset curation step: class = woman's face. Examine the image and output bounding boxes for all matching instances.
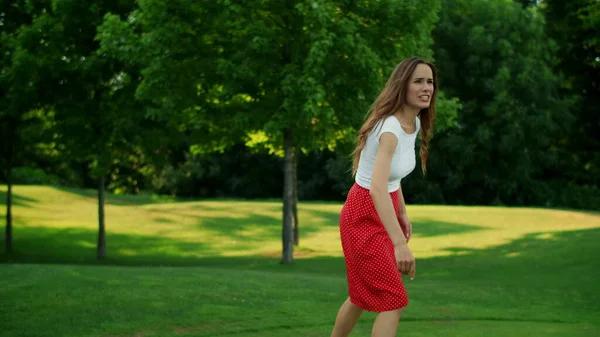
[405,64,434,110]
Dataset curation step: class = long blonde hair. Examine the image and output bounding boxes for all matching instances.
[352,57,438,176]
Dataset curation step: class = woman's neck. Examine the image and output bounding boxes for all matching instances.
[395,106,419,125]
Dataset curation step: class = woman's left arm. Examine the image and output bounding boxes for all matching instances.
[397,184,412,242]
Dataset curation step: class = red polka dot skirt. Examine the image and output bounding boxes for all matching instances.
[339,183,410,312]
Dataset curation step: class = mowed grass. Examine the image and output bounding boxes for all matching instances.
[1,185,599,337]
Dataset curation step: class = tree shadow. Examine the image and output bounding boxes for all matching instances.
[299,208,340,227]
[0,190,39,208]
[291,208,486,238]
[0,225,243,265]
[52,186,182,206]
[411,219,486,237]
[415,228,600,321]
[194,213,326,245]
[2,227,599,337]
[153,217,176,224]
[419,228,600,281]
[228,227,599,323]
[198,213,280,238]
[2,221,600,324]
[140,206,333,245]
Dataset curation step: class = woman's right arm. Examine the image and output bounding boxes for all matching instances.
[370,132,416,279]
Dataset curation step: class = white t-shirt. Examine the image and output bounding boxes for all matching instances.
[355,115,420,192]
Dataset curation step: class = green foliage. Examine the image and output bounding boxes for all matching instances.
[515,0,540,7]
[3,0,597,212]
[221,0,443,152]
[8,0,174,189]
[540,0,600,188]
[430,0,579,206]
[98,0,446,152]
[151,145,284,199]
[528,180,600,210]
[98,0,245,150]
[431,91,461,135]
[0,1,37,174]
[10,167,60,185]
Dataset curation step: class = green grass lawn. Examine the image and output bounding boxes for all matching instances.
[1,185,599,337]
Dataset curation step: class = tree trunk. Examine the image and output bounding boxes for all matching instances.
[281,0,298,261]
[5,153,13,254]
[292,148,299,246]
[281,129,295,264]
[97,175,106,259]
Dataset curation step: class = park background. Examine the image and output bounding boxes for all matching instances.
[1,0,599,336]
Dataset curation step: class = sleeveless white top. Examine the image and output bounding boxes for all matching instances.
[355,115,420,192]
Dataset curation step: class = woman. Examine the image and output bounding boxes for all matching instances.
[330,57,438,337]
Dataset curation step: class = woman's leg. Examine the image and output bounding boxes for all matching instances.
[330,297,364,337]
[371,307,404,337]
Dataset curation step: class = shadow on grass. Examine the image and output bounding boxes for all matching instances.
[293,209,486,238]
[148,206,329,244]
[52,186,182,206]
[3,226,600,321]
[198,213,282,239]
[2,223,599,280]
[300,205,486,237]
[0,225,238,266]
[2,225,600,320]
[0,190,39,208]
[411,219,486,237]
[190,228,600,285]
[412,228,600,303]
[2,228,599,337]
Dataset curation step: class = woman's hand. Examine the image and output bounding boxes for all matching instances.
[394,242,416,280]
[398,213,412,242]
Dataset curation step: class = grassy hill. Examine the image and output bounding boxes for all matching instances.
[1,185,599,337]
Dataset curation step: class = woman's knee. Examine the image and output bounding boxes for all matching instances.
[378,306,405,319]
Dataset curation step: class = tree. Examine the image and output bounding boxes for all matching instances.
[10,0,152,259]
[219,0,459,263]
[431,0,575,206]
[0,0,47,254]
[540,0,600,191]
[99,0,463,263]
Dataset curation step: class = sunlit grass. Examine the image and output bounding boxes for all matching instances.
[1,185,599,337]
[1,185,598,260]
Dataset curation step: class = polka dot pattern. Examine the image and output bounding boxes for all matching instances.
[339,183,410,312]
